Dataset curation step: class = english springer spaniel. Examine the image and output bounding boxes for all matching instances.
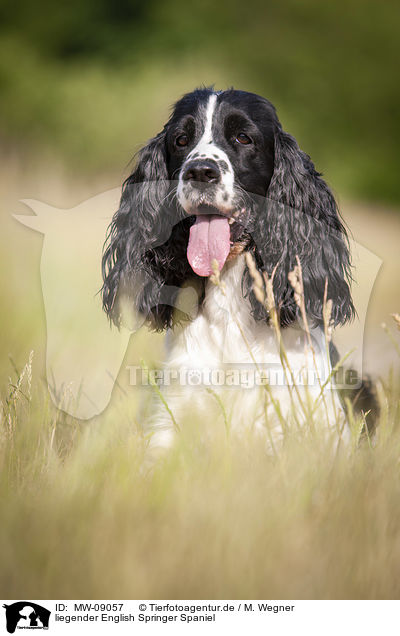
[102,88,355,451]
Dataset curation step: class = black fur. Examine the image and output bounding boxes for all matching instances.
[102,132,196,330]
[244,125,355,327]
[102,88,355,331]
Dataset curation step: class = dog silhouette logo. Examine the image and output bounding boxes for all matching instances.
[13,188,381,414]
[14,190,133,419]
[2,602,50,633]
[13,188,198,418]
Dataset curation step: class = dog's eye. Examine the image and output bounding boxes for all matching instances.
[176,134,189,147]
[235,133,252,145]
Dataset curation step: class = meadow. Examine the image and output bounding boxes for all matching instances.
[1,322,400,599]
[1,163,400,599]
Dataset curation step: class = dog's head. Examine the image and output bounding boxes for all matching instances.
[102,87,354,330]
[172,89,275,276]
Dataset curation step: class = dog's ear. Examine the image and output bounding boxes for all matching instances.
[247,124,355,327]
[102,130,194,331]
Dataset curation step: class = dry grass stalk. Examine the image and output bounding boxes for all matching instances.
[381,321,400,358]
[246,257,308,425]
[323,278,333,344]
[288,256,331,422]
[390,313,400,331]
[245,252,265,304]
[210,258,225,290]
[287,263,303,309]
[210,253,289,439]
[263,268,279,331]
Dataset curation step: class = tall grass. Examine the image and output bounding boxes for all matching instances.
[1,286,400,599]
[1,157,399,600]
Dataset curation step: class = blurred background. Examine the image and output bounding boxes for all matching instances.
[1,0,399,200]
[1,0,400,603]
[1,0,400,380]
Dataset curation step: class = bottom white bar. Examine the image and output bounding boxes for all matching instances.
[1,599,398,635]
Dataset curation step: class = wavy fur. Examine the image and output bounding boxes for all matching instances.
[102,88,354,331]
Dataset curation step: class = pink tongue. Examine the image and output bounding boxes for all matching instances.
[187,215,231,277]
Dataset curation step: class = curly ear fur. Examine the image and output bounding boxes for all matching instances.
[103,93,354,333]
[245,124,355,328]
[102,131,198,331]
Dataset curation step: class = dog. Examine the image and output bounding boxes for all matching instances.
[102,87,356,451]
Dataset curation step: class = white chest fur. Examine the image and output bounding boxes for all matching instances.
[149,255,342,450]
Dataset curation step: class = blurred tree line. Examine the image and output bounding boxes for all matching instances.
[0,0,399,203]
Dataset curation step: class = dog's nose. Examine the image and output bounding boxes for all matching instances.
[182,160,220,186]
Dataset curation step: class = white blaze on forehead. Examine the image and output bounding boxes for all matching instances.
[178,93,235,213]
[188,93,220,158]
[196,93,217,147]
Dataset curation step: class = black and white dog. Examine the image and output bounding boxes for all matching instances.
[102,88,355,449]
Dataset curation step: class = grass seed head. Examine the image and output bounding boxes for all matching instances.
[245,252,265,304]
[390,313,400,330]
[288,262,303,309]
